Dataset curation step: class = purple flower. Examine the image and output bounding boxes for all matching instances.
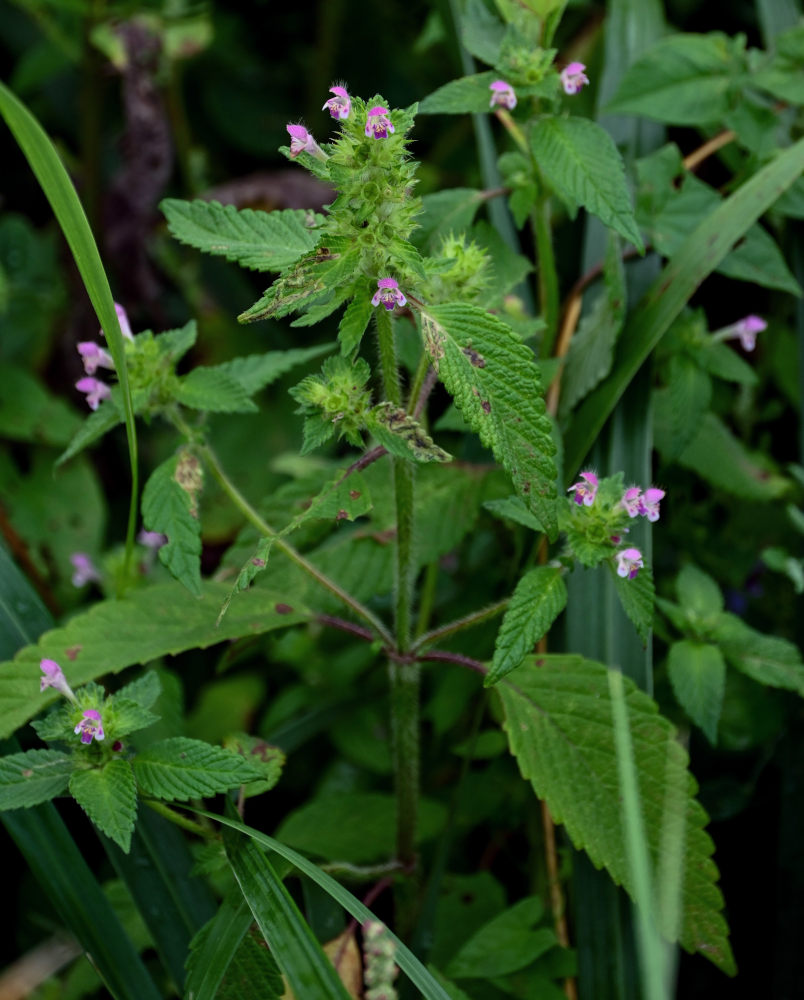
[75,709,105,745]
[99,303,134,342]
[489,80,517,110]
[719,314,767,351]
[365,106,394,139]
[371,277,407,311]
[286,124,320,158]
[75,376,111,411]
[40,659,76,701]
[622,486,643,518]
[77,341,114,376]
[639,487,665,522]
[323,85,351,120]
[560,62,589,96]
[567,471,598,506]
[70,552,102,588]
[138,529,167,549]
[616,547,644,580]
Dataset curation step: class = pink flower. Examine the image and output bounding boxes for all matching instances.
[323,85,351,120]
[622,487,643,518]
[639,487,665,522]
[371,277,407,311]
[616,547,643,580]
[100,303,133,342]
[40,659,76,701]
[75,376,111,411]
[70,552,101,588]
[560,62,589,96]
[75,709,105,745]
[138,529,167,549]
[489,80,517,110]
[567,471,598,506]
[286,124,321,158]
[718,314,767,351]
[77,341,114,376]
[365,106,394,139]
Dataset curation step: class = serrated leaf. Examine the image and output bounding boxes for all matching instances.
[161,199,323,272]
[57,401,122,465]
[710,614,804,695]
[497,654,735,974]
[421,303,558,537]
[338,286,374,356]
[606,32,744,125]
[104,697,161,740]
[70,758,138,853]
[133,738,263,801]
[214,344,333,395]
[483,495,545,533]
[667,641,725,744]
[560,233,627,416]
[155,320,197,364]
[141,453,203,596]
[175,366,259,414]
[368,402,452,463]
[677,413,788,500]
[115,671,162,710]
[0,748,73,809]
[419,71,499,115]
[611,561,655,644]
[416,189,486,253]
[653,355,712,461]
[487,567,567,685]
[224,734,285,799]
[530,117,643,251]
[0,582,310,739]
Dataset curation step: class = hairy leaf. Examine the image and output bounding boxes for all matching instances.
[611,562,655,644]
[421,303,557,537]
[487,567,567,685]
[141,452,203,596]
[161,199,323,272]
[69,759,138,853]
[419,71,499,115]
[213,344,333,395]
[133,738,263,801]
[175,367,259,414]
[668,641,725,744]
[498,655,735,973]
[368,402,452,463]
[337,284,374,356]
[530,117,643,250]
[0,582,310,739]
[0,748,73,809]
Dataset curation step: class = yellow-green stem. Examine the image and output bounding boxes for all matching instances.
[532,195,560,354]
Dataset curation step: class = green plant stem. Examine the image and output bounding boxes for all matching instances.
[532,195,560,355]
[415,561,439,638]
[198,441,393,645]
[407,349,432,415]
[145,799,215,839]
[412,599,509,653]
[376,307,401,406]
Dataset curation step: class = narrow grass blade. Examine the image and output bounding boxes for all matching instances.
[195,808,454,1000]
[0,81,139,575]
[184,885,254,1000]
[564,138,804,478]
[222,826,353,1000]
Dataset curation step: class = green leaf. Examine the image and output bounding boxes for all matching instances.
[697,342,757,386]
[0,748,73,809]
[0,366,81,445]
[483,495,545,533]
[564,137,804,478]
[445,897,555,979]
[675,564,723,617]
[337,285,374,356]
[711,614,804,695]
[752,24,804,105]
[497,655,735,974]
[214,344,333,396]
[560,233,627,416]
[141,452,203,596]
[184,887,260,1000]
[155,320,198,365]
[57,399,123,465]
[0,81,138,554]
[0,544,52,660]
[0,582,310,739]
[419,71,499,115]
[611,562,655,644]
[421,303,558,537]
[530,117,643,251]
[653,355,712,461]
[116,671,162,710]
[161,199,323,272]
[175,366,259,414]
[676,413,788,500]
[461,0,505,65]
[368,402,452,463]
[606,32,745,124]
[416,189,486,253]
[132,738,264,801]
[194,809,454,1000]
[70,758,138,853]
[224,734,285,799]
[277,791,446,864]
[487,567,567,685]
[223,828,353,1000]
[667,641,726,744]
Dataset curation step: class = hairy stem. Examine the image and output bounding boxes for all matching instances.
[412,599,509,653]
[532,195,560,355]
[198,441,393,645]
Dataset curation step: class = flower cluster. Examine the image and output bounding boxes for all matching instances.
[75,303,132,410]
[39,659,105,745]
[362,921,399,1000]
[621,486,665,522]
